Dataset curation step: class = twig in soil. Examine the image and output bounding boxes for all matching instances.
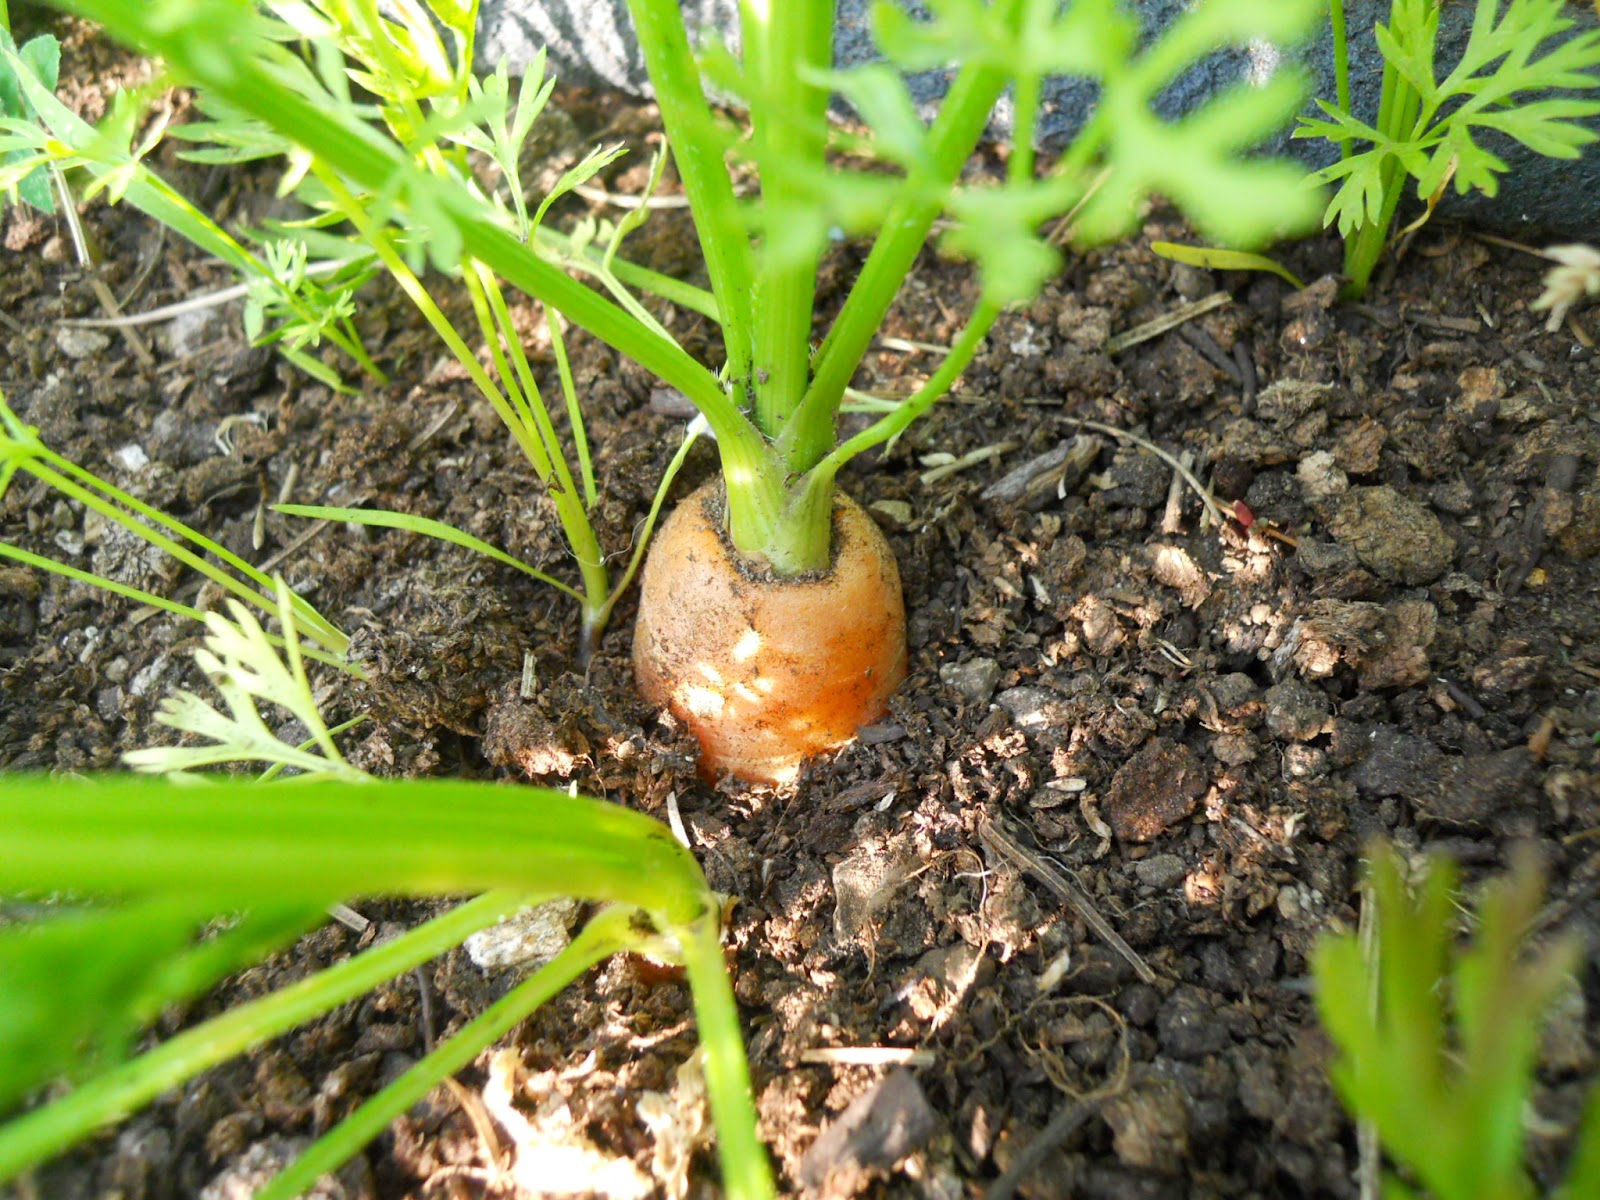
[326,902,369,933]
[1065,417,1232,531]
[420,1017,508,1188]
[57,258,348,329]
[572,182,692,209]
[443,1079,507,1181]
[1350,303,1482,336]
[1503,451,1580,596]
[920,440,1019,486]
[1103,291,1229,355]
[117,225,167,313]
[414,966,437,1055]
[984,1095,1108,1200]
[1044,166,1112,248]
[256,492,370,574]
[1160,450,1194,534]
[664,790,692,848]
[799,1047,935,1068]
[1232,340,1257,406]
[1176,323,1243,385]
[876,335,951,357]
[1152,639,1193,670]
[1472,231,1557,261]
[979,435,1102,509]
[89,276,152,366]
[408,399,461,451]
[50,167,156,368]
[978,815,1158,986]
[1436,675,1486,721]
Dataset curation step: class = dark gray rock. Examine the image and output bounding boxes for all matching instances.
[798,1069,938,1188]
[940,656,1001,704]
[1351,724,1443,800]
[1102,1078,1190,1172]
[1423,747,1537,827]
[1156,987,1232,1060]
[1133,852,1187,891]
[1264,678,1330,742]
[480,1,1600,234]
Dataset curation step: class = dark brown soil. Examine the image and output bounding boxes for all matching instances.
[5,18,1600,1200]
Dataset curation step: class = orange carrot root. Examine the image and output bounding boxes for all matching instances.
[633,482,907,784]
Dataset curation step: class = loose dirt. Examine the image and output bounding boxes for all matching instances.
[4,16,1599,1200]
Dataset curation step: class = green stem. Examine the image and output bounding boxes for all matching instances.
[271,504,586,604]
[756,307,1000,574]
[5,47,386,384]
[324,313,388,382]
[745,1,834,438]
[15,455,347,655]
[547,313,597,508]
[311,166,552,474]
[679,906,775,1200]
[0,541,357,674]
[1343,1,1431,296]
[0,775,761,1193]
[450,0,481,105]
[474,269,611,634]
[257,906,640,1200]
[0,394,347,652]
[1344,158,1409,296]
[625,0,757,391]
[0,777,716,918]
[1010,73,1041,185]
[535,225,721,322]
[1329,0,1351,162]
[785,44,1016,474]
[0,892,530,1181]
[805,299,1000,490]
[714,435,804,570]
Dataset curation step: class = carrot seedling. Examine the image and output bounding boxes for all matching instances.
[1314,842,1598,1200]
[57,0,1329,778]
[1297,0,1600,297]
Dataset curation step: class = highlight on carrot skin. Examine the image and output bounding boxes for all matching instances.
[633,483,907,784]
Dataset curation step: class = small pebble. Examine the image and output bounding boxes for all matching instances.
[1156,987,1232,1060]
[1352,725,1442,799]
[1105,739,1208,843]
[798,1070,937,1188]
[465,898,578,969]
[1263,679,1330,742]
[994,686,1064,728]
[113,443,150,472]
[54,327,112,360]
[1103,1079,1190,1172]
[1328,485,1455,585]
[1133,854,1187,890]
[939,657,1000,704]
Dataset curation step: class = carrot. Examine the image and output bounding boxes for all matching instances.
[633,483,907,784]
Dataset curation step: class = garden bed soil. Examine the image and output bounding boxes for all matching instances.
[5,18,1600,1200]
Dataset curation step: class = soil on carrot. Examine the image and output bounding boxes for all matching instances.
[6,20,1600,1200]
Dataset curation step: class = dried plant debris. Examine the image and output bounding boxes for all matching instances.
[1532,243,1600,332]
